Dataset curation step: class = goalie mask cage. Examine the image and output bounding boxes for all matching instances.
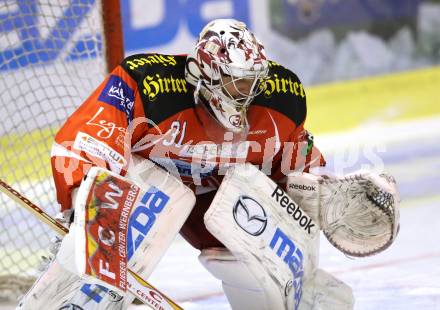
[0,0,124,302]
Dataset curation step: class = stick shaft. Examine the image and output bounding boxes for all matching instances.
[0,179,68,235]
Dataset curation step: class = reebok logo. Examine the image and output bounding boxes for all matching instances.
[288,183,316,191]
[271,186,316,234]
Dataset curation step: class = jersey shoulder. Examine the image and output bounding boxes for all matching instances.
[121,53,187,81]
[253,60,306,126]
[120,53,194,126]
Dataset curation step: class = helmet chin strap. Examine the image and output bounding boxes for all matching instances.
[194,80,210,104]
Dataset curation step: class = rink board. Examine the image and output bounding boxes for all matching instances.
[307,66,440,134]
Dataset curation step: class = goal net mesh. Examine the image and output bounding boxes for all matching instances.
[0,0,108,302]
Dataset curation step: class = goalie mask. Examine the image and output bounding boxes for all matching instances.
[186,19,269,136]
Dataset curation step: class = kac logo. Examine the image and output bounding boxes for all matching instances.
[233,195,267,236]
[98,75,135,122]
[126,186,170,259]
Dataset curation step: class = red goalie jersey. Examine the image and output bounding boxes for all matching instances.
[51,53,325,249]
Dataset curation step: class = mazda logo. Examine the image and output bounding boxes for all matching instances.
[233,195,267,236]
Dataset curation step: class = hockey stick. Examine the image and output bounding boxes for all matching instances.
[0,179,183,310]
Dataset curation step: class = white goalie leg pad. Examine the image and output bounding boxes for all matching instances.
[125,154,197,279]
[199,247,274,310]
[198,250,353,310]
[17,255,132,310]
[204,164,321,310]
[20,154,194,309]
[18,222,134,310]
[300,269,354,310]
[17,257,81,310]
[71,155,196,292]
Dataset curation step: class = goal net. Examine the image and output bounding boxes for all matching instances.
[0,0,123,302]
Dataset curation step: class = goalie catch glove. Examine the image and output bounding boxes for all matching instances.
[288,171,400,257]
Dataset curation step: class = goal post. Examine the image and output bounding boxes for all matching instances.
[0,0,124,302]
[102,0,125,72]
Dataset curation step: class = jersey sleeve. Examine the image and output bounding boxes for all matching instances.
[287,123,326,173]
[267,65,326,183]
[51,64,148,211]
[271,124,326,186]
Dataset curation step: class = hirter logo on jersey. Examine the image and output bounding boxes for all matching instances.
[99,75,135,122]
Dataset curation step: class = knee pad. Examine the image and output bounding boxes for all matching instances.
[17,257,133,310]
[199,247,282,310]
[300,269,354,310]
